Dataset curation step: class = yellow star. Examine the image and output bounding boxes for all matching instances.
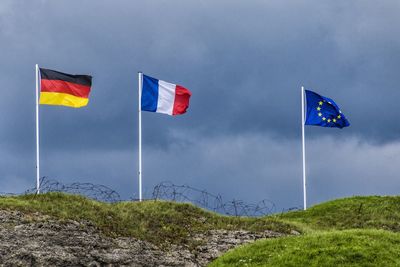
[327,119,331,123]
[318,101,323,106]
[318,112,322,117]
[333,119,337,123]
[322,117,326,121]
[337,115,341,119]
[317,107,321,111]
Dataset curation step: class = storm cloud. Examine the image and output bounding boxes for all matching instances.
[0,0,399,210]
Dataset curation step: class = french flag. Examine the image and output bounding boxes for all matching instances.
[141,74,192,116]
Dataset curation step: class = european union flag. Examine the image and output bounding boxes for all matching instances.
[305,90,350,128]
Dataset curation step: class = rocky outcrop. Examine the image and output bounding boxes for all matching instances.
[0,210,284,266]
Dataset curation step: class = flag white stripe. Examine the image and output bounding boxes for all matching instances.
[157,80,176,115]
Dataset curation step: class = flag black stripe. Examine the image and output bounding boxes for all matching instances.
[40,68,92,86]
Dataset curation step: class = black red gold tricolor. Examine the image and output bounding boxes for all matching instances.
[39,68,92,108]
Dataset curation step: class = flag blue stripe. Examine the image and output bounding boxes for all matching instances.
[141,75,159,112]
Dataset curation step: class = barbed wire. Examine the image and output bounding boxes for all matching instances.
[24,177,121,203]
[152,181,277,216]
[2,177,293,216]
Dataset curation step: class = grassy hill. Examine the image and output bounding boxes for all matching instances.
[210,196,400,266]
[209,229,400,266]
[2,193,400,266]
[0,192,294,248]
[279,196,400,232]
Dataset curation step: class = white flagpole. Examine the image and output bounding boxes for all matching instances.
[35,64,40,194]
[301,86,307,210]
[138,72,143,201]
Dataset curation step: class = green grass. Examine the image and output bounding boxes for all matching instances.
[0,192,295,247]
[4,193,400,265]
[209,196,400,266]
[277,196,400,232]
[209,229,400,267]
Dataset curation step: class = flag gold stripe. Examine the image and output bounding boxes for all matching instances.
[39,92,89,108]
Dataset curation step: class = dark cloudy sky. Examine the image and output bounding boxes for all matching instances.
[1,0,400,210]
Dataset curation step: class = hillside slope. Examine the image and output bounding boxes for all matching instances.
[210,229,400,267]
[279,196,400,232]
[4,194,398,266]
[210,196,400,266]
[0,193,296,266]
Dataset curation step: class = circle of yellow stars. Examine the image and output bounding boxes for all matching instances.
[317,100,342,124]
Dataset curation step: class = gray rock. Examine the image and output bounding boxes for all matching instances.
[0,210,284,266]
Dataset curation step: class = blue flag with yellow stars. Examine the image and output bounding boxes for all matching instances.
[305,90,350,128]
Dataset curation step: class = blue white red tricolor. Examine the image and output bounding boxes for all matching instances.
[141,74,192,116]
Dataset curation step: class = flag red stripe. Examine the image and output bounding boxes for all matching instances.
[40,79,91,98]
[173,85,192,115]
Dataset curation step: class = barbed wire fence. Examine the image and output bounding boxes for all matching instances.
[24,177,121,203]
[152,181,279,216]
[4,177,300,216]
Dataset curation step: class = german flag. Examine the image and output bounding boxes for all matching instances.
[39,68,92,108]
